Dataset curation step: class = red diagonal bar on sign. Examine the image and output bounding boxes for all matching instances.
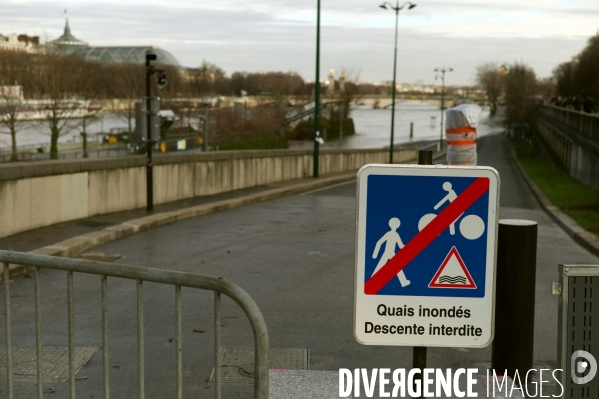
[364,177,490,295]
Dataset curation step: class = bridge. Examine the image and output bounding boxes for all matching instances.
[353,94,488,109]
[355,96,454,109]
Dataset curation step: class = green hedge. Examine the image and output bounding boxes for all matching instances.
[218,135,288,151]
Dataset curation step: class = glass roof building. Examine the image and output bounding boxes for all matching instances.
[49,19,89,47]
[66,46,179,66]
[50,19,180,67]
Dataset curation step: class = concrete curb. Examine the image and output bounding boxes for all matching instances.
[2,172,359,281]
[507,141,599,257]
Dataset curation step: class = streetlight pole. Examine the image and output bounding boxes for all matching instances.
[313,0,321,178]
[145,50,167,212]
[380,1,416,164]
[145,54,154,211]
[434,67,452,149]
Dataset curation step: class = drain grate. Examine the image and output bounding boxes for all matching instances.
[0,346,99,382]
[211,347,310,384]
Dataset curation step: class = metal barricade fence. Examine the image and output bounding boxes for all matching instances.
[0,250,269,399]
[556,264,599,399]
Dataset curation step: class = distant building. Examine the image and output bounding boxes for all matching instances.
[49,19,89,48]
[328,69,335,94]
[0,33,43,53]
[49,19,180,67]
[0,85,24,99]
[396,82,435,94]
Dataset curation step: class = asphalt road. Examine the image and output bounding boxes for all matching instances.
[2,132,599,398]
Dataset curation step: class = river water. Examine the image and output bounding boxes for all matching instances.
[0,102,502,151]
[0,114,127,149]
[290,102,503,150]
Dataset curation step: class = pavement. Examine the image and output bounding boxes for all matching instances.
[1,132,599,398]
[0,171,360,281]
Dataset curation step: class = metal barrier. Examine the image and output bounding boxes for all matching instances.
[536,106,599,191]
[555,264,599,398]
[0,146,131,163]
[0,250,269,399]
[539,105,599,142]
[535,118,573,172]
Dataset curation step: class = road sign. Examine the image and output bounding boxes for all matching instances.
[353,164,499,347]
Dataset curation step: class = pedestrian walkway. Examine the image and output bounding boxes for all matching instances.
[0,172,355,260]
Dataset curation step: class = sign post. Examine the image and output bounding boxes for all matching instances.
[354,163,499,350]
[413,150,432,397]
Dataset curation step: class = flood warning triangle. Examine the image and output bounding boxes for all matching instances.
[428,246,476,289]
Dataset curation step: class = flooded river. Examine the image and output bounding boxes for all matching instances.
[290,102,502,149]
[0,102,502,151]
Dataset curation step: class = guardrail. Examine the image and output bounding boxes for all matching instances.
[536,105,599,190]
[0,250,269,399]
[0,146,130,163]
[539,105,599,142]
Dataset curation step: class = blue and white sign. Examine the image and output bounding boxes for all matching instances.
[354,164,499,347]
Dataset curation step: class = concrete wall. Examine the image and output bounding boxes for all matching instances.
[0,147,417,239]
[570,143,599,190]
[536,117,599,190]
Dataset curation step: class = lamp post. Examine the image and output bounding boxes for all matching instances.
[380,1,416,164]
[145,50,167,212]
[434,67,452,149]
[313,0,322,178]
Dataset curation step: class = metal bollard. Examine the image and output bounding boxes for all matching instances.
[418,150,432,166]
[491,219,538,377]
[410,122,414,139]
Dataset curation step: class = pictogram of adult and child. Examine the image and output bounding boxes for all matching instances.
[371,182,485,287]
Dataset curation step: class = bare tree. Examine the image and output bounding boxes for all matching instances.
[572,33,599,99]
[324,69,360,140]
[186,60,226,97]
[504,62,537,128]
[230,71,306,97]
[0,85,26,161]
[33,54,92,159]
[78,61,103,157]
[536,77,556,100]
[554,61,576,98]
[553,32,599,100]
[108,63,145,135]
[0,51,36,161]
[476,62,504,117]
[338,69,362,119]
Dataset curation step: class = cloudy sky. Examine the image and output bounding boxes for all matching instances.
[3,0,599,85]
